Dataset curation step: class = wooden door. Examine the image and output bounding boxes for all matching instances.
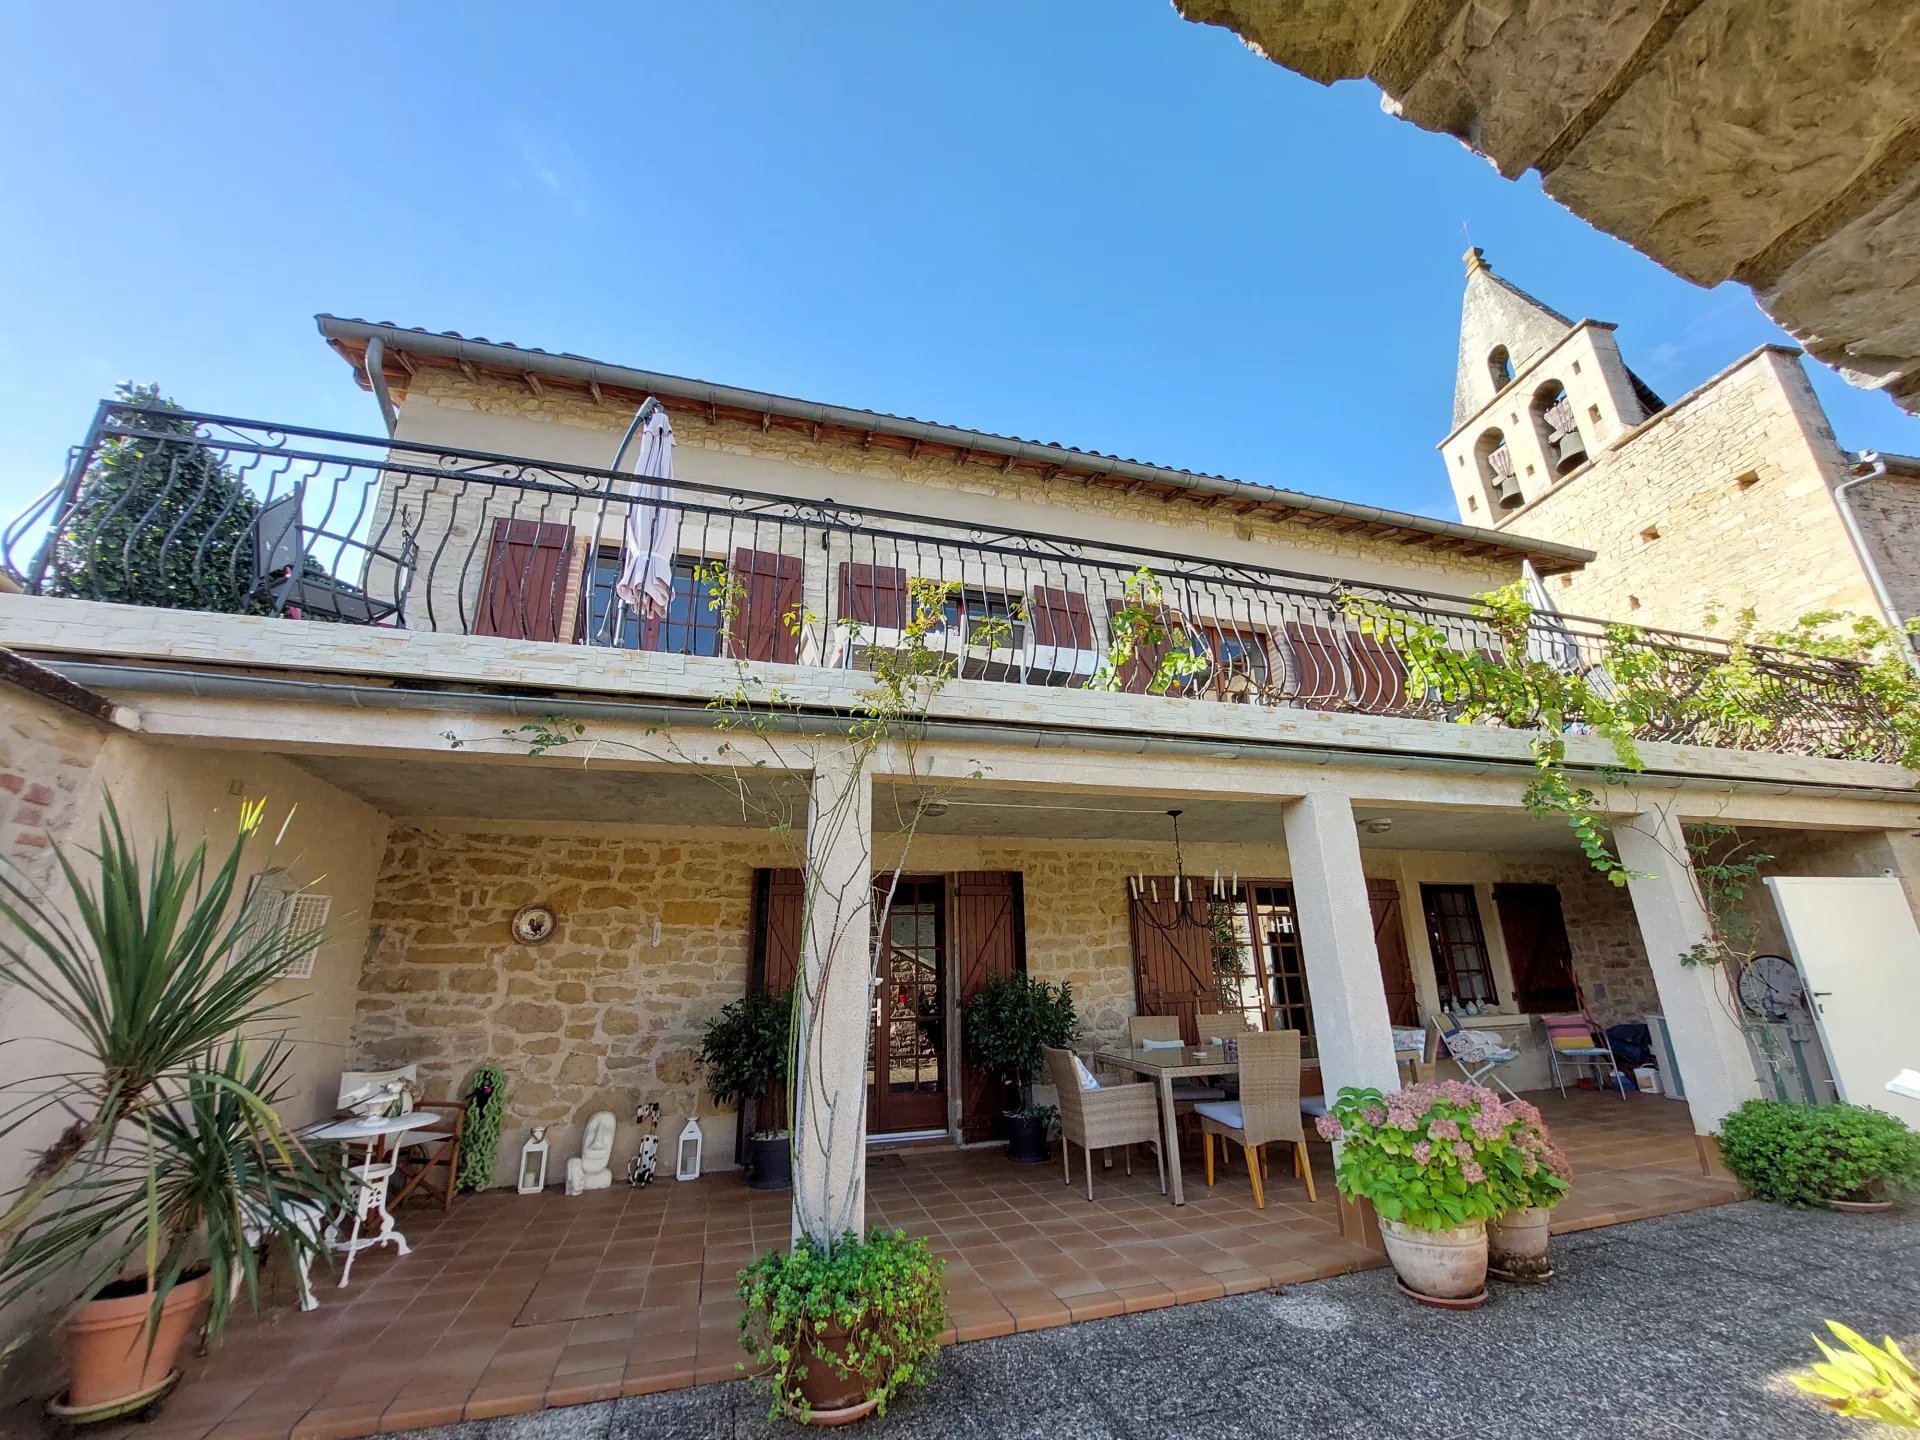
[952,872,1025,1142]
[1128,880,1215,1042]
[870,877,948,1134]
[1493,883,1578,1012]
[1368,878,1419,1025]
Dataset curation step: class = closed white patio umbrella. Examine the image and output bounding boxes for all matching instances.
[614,399,679,621]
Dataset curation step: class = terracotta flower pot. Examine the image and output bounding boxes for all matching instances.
[1380,1217,1488,1303]
[793,1320,878,1427]
[63,1271,212,1413]
[1488,1205,1554,1282]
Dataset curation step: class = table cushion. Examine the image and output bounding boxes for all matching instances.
[1193,1100,1242,1128]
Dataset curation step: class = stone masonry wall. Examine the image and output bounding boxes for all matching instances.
[393,369,1522,597]
[1850,474,1920,633]
[353,825,796,1175]
[1495,350,1879,637]
[0,686,107,890]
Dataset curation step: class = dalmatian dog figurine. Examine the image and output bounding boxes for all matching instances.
[627,1101,662,1188]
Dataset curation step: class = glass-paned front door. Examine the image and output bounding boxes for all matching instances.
[868,878,948,1134]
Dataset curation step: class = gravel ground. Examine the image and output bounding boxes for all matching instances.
[391,1201,1920,1440]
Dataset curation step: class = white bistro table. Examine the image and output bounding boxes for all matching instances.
[302,1111,446,1284]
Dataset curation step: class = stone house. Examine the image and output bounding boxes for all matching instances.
[1440,246,1920,644]
[2,313,1917,1249]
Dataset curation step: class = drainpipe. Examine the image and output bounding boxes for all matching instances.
[1835,453,1919,674]
[363,336,399,436]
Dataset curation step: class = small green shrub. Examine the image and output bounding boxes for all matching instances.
[457,1065,508,1192]
[1717,1099,1920,1206]
[738,1229,945,1422]
[960,972,1077,1114]
[698,986,793,1137]
[1795,1321,1920,1427]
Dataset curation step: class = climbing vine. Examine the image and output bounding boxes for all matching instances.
[1339,583,1920,885]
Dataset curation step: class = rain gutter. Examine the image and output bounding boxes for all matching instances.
[317,317,1595,574]
[41,659,1919,805]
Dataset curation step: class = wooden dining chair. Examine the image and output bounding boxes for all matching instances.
[1194,1029,1316,1207]
[392,1098,465,1211]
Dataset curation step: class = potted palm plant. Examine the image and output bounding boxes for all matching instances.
[0,797,341,1421]
[961,973,1077,1164]
[698,987,794,1189]
[1316,1081,1526,1308]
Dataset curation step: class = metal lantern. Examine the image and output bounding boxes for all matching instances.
[675,1118,703,1182]
[518,1127,549,1194]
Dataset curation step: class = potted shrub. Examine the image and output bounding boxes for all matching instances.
[1487,1098,1573,1283]
[1316,1081,1525,1307]
[0,798,341,1421]
[961,973,1077,1164]
[699,987,795,1190]
[738,1228,945,1426]
[1717,1099,1920,1210]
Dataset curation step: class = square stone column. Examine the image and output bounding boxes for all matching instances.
[1283,791,1402,1099]
[790,747,873,1248]
[1613,810,1762,1138]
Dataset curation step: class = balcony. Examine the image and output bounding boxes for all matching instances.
[3,401,1901,764]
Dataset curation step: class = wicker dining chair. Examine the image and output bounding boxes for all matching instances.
[1193,1029,1315,1208]
[1044,1047,1165,1201]
[1126,1015,1225,1104]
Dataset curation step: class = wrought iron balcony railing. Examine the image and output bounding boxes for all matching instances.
[2,401,1901,763]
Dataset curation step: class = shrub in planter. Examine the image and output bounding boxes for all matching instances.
[699,987,796,1189]
[1317,1082,1527,1303]
[1717,1099,1920,1208]
[1486,1099,1574,1283]
[738,1229,946,1425]
[961,974,1077,1162]
[0,797,342,1419]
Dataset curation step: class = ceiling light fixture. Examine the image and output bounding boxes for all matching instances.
[1361,817,1395,835]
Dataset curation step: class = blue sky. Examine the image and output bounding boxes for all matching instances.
[2,1,1914,528]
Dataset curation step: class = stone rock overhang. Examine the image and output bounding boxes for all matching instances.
[316,315,1594,577]
[1175,0,1920,417]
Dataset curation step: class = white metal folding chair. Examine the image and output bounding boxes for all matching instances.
[1540,1012,1624,1098]
[1432,1012,1523,1101]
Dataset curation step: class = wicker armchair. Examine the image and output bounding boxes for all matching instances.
[1194,1029,1315,1208]
[1127,1015,1225,1105]
[1044,1046,1166,1201]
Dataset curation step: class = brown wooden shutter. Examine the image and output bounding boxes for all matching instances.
[749,868,806,1136]
[1106,597,1173,695]
[1493,883,1579,1012]
[952,872,1026,1143]
[476,518,575,641]
[728,548,803,664]
[1346,630,1417,715]
[1368,878,1419,1026]
[838,562,909,629]
[1030,587,1094,649]
[1127,880,1215,1043]
[1282,621,1349,707]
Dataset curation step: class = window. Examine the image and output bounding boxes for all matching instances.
[1488,346,1514,390]
[1421,884,1497,1007]
[1199,885,1315,1051]
[579,551,723,656]
[936,588,1025,651]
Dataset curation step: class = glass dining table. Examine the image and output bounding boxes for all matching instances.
[1090,1044,1239,1206]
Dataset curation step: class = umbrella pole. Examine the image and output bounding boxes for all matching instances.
[610,395,663,473]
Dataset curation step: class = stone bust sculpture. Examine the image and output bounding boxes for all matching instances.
[564,1110,617,1196]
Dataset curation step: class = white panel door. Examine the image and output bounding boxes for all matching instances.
[1764,877,1920,1129]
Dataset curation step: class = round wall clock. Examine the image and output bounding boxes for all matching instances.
[1737,953,1802,1022]
[512,904,558,945]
